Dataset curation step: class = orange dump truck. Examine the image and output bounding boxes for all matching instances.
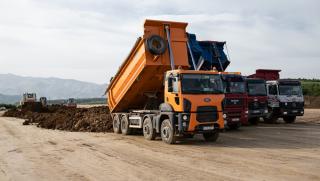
[107,20,225,144]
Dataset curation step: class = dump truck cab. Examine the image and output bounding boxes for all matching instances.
[245,78,268,124]
[220,72,248,129]
[265,79,304,123]
[161,69,224,135]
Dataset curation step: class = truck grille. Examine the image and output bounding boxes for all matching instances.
[226,111,241,118]
[196,106,218,122]
[225,98,243,106]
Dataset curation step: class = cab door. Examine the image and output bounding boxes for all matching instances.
[165,74,182,111]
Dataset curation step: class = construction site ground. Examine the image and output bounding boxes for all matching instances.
[0,109,319,181]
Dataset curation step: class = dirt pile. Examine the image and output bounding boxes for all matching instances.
[3,105,113,132]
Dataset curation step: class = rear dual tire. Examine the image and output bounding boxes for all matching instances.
[143,118,156,140]
[113,114,132,135]
[121,115,132,135]
[113,115,121,134]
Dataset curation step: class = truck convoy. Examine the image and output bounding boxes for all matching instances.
[221,73,248,129]
[107,20,229,144]
[106,20,305,144]
[245,78,268,124]
[249,69,304,123]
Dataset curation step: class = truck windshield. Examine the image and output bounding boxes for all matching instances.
[279,85,302,96]
[247,83,267,96]
[181,74,223,94]
[225,81,246,93]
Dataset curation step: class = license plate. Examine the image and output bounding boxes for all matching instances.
[292,110,298,113]
[253,110,260,113]
[232,118,240,121]
[203,126,214,131]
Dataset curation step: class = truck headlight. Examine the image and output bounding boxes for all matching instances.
[285,102,288,106]
[182,115,188,121]
[264,109,268,113]
[301,111,304,114]
[283,112,288,115]
[223,114,227,119]
[245,110,249,114]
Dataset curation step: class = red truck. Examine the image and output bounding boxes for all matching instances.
[221,73,248,129]
[245,78,268,124]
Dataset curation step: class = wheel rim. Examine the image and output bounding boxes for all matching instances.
[121,119,127,131]
[144,124,150,135]
[113,118,119,130]
[162,126,170,140]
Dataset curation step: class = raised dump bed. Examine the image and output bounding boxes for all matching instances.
[107,20,190,113]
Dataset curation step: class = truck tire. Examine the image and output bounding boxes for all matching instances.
[283,116,296,123]
[143,117,156,140]
[161,119,176,144]
[120,115,132,135]
[249,117,259,125]
[146,35,167,55]
[113,114,121,134]
[228,123,241,130]
[263,116,277,124]
[203,131,219,142]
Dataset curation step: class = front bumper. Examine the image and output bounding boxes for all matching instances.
[280,108,304,116]
[224,112,248,126]
[248,109,268,118]
[176,112,222,134]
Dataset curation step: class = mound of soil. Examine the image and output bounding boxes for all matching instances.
[3,105,113,132]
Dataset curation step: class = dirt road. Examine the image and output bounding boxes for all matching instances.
[0,110,320,181]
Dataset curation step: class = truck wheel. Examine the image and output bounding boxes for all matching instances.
[249,117,259,125]
[120,115,132,135]
[161,119,176,144]
[283,116,296,123]
[113,114,121,134]
[263,116,277,124]
[229,124,240,130]
[203,131,219,142]
[143,117,156,140]
[146,35,167,55]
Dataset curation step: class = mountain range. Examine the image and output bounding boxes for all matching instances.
[0,73,107,104]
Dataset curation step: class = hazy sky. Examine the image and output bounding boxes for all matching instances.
[0,0,319,84]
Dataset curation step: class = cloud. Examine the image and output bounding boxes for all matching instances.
[0,0,319,83]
